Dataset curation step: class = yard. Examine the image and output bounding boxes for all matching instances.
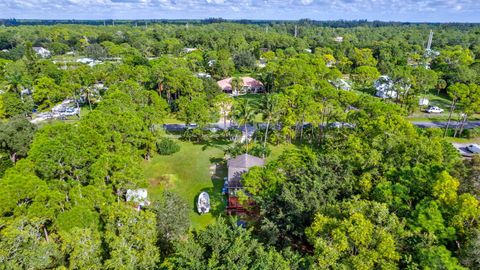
[142,137,297,230]
[142,141,227,230]
[405,93,480,122]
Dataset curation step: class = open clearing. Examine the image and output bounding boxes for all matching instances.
[142,141,227,230]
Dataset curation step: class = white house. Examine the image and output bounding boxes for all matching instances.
[76,58,102,67]
[126,189,150,210]
[33,47,51,58]
[334,36,344,42]
[196,72,211,79]
[183,48,198,53]
[330,79,351,91]
[374,76,397,99]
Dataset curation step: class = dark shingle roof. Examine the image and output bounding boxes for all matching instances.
[227,154,265,169]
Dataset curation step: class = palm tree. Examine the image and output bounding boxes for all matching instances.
[214,93,233,130]
[232,99,256,153]
[231,76,243,96]
[259,94,279,151]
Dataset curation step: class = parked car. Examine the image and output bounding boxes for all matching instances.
[426,106,444,113]
[467,144,480,154]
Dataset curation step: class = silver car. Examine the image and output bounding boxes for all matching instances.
[467,144,480,154]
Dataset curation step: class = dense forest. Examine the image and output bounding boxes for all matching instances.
[0,21,479,269]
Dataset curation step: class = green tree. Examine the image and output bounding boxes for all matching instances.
[352,48,378,67]
[214,93,234,129]
[165,218,291,270]
[233,51,256,72]
[354,66,381,88]
[0,116,36,163]
[306,199,405,269]
[231,76,243,95]
[103,206,160,269]
[444,83,469,137]
[232,98,256,151]
[151,191,190,256]
[259,94,280,150]
[32,76,64,110]
[177,95,216,128]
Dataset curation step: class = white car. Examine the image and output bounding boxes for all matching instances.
[426,106,444,113]
[467,144,480,154]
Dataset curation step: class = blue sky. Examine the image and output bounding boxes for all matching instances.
[0,0,479,22]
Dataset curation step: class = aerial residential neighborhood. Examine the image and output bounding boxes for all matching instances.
[0,1,479,269]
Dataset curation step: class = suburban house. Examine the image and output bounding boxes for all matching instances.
[196,72,211,78]
[334,36,344,42]
[126,189,150,211]
[374,75,398,99]
[77,58,103,67]
[183,47,198,53]
[217,77,264,96]
[330,79,352,91]
[33,47,51,58]
[226,154,265,215]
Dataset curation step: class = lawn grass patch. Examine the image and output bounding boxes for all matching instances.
[142,141,227,230]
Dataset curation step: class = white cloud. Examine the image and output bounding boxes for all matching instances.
[0,0,479,21]
[206,0,225,4]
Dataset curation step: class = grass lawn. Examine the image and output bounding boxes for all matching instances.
[445,137,480,144]
[142,141,227,230]
[407,92,480,122]
[162,114,185,124]
[268,143,298,162]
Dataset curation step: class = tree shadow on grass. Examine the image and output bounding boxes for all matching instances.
[200,138,232,151]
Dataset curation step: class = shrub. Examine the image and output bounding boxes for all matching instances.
[224,142,271,158]
[0,155,13,177]
[463,127,480,139]
[156,138,180,155]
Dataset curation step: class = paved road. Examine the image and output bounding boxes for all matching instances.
[164,121,480,132]
[412,121,480,129]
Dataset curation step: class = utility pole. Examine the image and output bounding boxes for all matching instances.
[423,30,434,69]
[427,30,434,51]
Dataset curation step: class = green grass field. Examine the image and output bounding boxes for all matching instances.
[142,141,227,230]
[407,92,480,122]
[141,137,296,230]
[445,137,480,144]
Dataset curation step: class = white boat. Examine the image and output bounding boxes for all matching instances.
[197,192,210,214]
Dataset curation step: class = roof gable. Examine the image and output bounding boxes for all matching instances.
[227,154,265,169]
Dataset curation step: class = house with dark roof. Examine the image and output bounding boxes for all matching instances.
[226,154,265,215]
